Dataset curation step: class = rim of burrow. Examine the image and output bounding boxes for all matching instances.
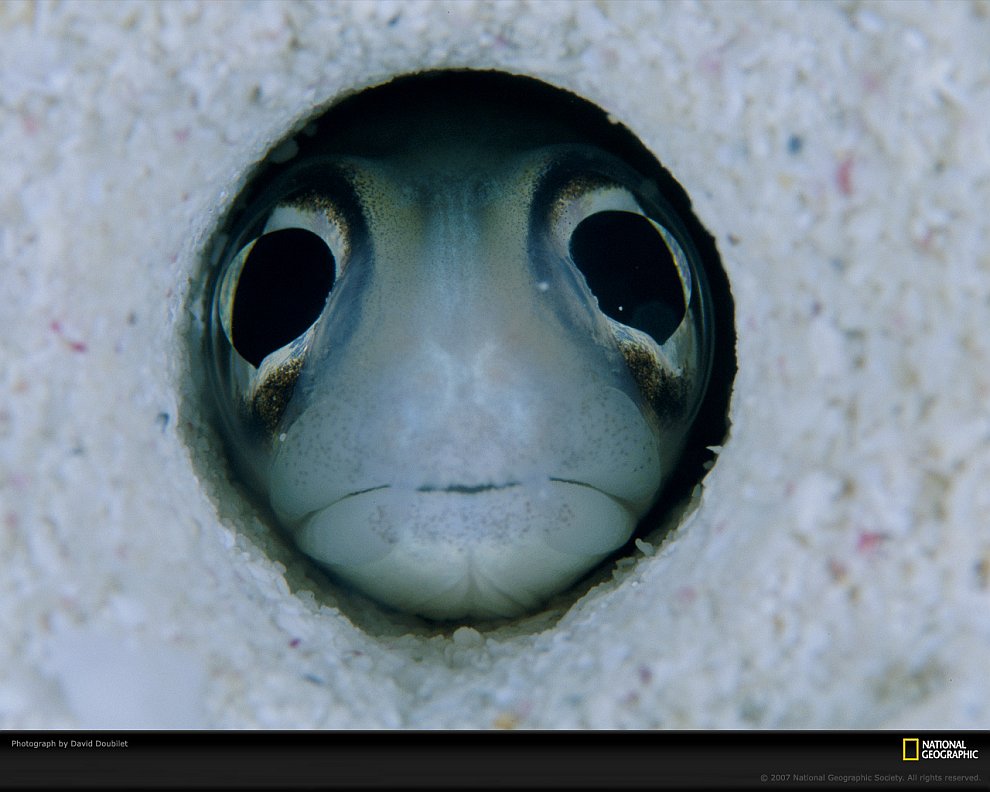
[177,68,737,641]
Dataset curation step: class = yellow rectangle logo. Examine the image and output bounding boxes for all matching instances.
[903,738,920,761]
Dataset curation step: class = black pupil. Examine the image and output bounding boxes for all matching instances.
[230,228,335,367]
[569,211,686,344]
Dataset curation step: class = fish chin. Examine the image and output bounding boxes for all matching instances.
[292,481,636,620]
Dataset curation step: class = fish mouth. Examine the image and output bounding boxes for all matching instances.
[416,481,521,494]
[325,477,617,507]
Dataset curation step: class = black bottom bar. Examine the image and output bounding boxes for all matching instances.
[1,731,987,790]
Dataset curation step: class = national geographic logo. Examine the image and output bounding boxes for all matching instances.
[903,738,980,761]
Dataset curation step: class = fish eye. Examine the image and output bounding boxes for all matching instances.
[216,192,354,372]
[223,228,336,367]
[569,210,688,345]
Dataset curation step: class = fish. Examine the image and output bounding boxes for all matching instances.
[206,73,714,620]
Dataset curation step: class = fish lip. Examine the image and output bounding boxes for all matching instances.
[415,481,522,495]
[319,481,525,511]
[321,477,615,510]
